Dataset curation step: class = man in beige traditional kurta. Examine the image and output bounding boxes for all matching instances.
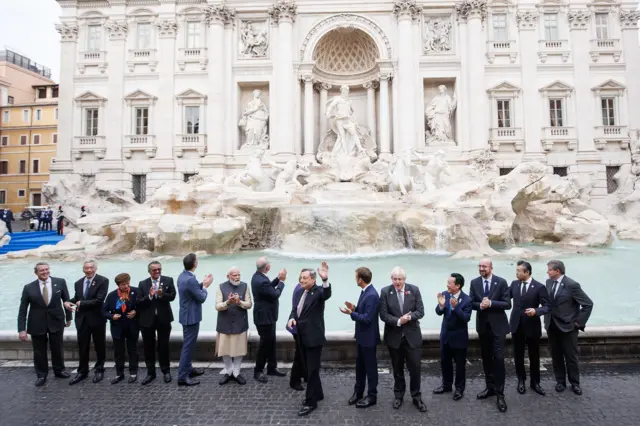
[215,267,252,385]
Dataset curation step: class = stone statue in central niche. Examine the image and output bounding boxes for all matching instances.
[425,84,457,144]
[238,89,269,148]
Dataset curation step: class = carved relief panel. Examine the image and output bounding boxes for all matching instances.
[238,20,269,59]
[423,14,454,55]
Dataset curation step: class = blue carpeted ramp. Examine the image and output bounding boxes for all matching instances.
[0,231,65,255]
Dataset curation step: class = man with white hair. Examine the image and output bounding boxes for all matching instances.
[379,267,427,413]
[215,267,252,385]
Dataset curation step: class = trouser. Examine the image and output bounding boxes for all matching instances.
[254,323,277,373]
[389,337,422,399]
[113,327,139,376]
[290,333,307,386]
[547,322,580,386]
[56,219,64,236]
[141,322,172,375]
[31,331,65,378]
[46,220,52,230]
[301,345,324,408]
[178,323,200,381]
[77,321,106,375]
[222,356,243,376]
[37,220,43,231]
[441,342,467,392]
[354,344,378,398]
[513,326,541,384]
[3,221,12,233]
[479,326,506,395]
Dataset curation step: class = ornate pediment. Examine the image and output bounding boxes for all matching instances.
[176,89,207,103]
[539,80,573,94]
[592,79,625,94]
[125,90,157,101]
[487,81,521,94]
[75,91,107,103]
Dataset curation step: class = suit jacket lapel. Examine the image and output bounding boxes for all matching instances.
[32,281,46,307]
[301,285,317,317]
[401,286,410,314]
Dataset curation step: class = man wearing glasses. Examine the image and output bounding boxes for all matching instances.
[137,261,177,385]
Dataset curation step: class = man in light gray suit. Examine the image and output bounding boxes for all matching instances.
[177,253,213,386]
[544,260,593,396]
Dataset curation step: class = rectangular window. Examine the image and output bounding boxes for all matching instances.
[35,109,42,121]
[135,107,149,135]
[20,135,27,145]
[492,14,508,41]
[499,168,513,176]
[0,190,6,204]
[186,22,201,48]
[497,100,511,128]
[0,161,8,175]
[553,167,568,177]
[183,173,197,182]
[595,13,609,40]
[32,159,40,174]
[606,166,620,194]
[0,136,7,146]
[549,99,564,127]
[19,160,26,174]
[601,97,616,126]
[132,174,147,204]
[185,106,200,134]
[17,189,25,198]
[85,108,99,136]
[33,135,40,145]
[137,23,152,49]
[52,134,58,144]
[7,96,13,105]
[2,110,9,122]
[37,88,47,99]
[54,108,59,120]
[543,13,559,41]
[32,193,42,206]
[52,87,59,98]
[87,24,102,52]
[22,109,29,122]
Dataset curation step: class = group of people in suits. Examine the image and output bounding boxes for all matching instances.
[37,207,54,231]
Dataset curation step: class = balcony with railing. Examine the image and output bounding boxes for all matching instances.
[77,50,108,74]
[589,39,622,62]
[72,136,106,159]
[541,126,577,151]
[537,39,570,63]
[177,47,208,71]
[489,127,524,151]
[123,135,156,158]
[175,134,206,157]
[485,40,517,64]
[594,125,629,149]
[127,49,158,72]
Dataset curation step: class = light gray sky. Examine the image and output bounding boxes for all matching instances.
[0,0,62,81]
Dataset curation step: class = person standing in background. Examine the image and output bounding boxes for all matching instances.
[56,206,65,236]
[1,207,14,233]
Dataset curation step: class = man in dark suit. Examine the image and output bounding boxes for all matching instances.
[136,261,176,385]
[469,258,510,413]
[18,262,72,386]
[544,260,593,395]
[379,267,427,413]
[177,253,213,386]
[286,277,307,391]
[103,273,140,384]
[288,262,331,416]
[434,273,472,401]
[340,266,380,409]
[252,256,287,383]
[509,260,550,396]
[1,207,14,233]
[65,259,109,385]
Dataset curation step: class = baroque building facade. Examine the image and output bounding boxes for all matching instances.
[52,0,640,206]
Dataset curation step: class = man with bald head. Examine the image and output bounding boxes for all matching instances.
[252,256,287,383]
[469,258,511,413]
[215,267,252,385]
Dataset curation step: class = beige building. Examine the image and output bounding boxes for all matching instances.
[0,49,57,211]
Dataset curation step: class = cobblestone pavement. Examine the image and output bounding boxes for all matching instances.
[0,360,639,426]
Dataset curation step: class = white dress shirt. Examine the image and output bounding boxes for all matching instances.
[40,278,52,305]
[551,275,564,298]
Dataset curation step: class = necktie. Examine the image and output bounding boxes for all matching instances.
[449,295,455,311]
[297,291,308,318]
[520,281,527,298]
[397,289,404,310]
[83,278,91,298]
[551,280,558,298]
[42,282,49,305]
[153,280,159,297]
[483,280,489,296]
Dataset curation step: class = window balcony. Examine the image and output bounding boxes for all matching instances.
[537,40,570,63]
[594,125,629,150]
[177,47,208,71]
[589,39,622,62]
[77,51,108,74]
[127,49,158,72]
[541,126,577,151]
[72,136,106,159]
[123,135,156,158]
[175,134,206,157]
[489,127,524,151]
[485,40,518,64]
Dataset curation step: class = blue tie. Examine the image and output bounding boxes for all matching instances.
[83,278,91,298]
[483,280,489,297]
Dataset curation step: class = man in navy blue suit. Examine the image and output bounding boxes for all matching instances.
[434,272,472,401]
[340,267,380,409]
[469,258,511,413]
[177,253,213,386]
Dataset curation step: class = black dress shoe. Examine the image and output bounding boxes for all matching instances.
[110,375,125,385]
[290,383,304,391]
[92,372,104,383]
[178,378,200,386]
[267,368,287,377]
[433,385,452,394]
[476,388,496,399]
[348,392,363,405]
[356,396,376,409]
[219,374,232,385]
[254,372,268,383]
[163,373,172,383]
[141,375,156,386]
[497,396,507,413]
[571,385,582,395]
[412,398,427,413]
[69,373,87,385]
[392,398,403,409]
[517,380,526,394]
[128,375,137,384]
[189,368,204,378]
[35,377,46,387]
[555,383,566,393]
[297,405,316,416]
[234,374,246,385]
[54,371,70,379]
[531,383,545,396]
[453,390,464,401]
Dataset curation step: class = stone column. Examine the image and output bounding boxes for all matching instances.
[104,21,127,163]
[224,19,235,156]
[620,11,640,145]
[393,0,420,153]
[516,11,543,156]
[364,81,378,147]
[569,10,595,152]
[269,1,297,158]
[318,83,330,144]
[456,14,469,151]
[302,74,315,160]
[153,19,178,163]
[51,23,78,175]
[378,72,392,158]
